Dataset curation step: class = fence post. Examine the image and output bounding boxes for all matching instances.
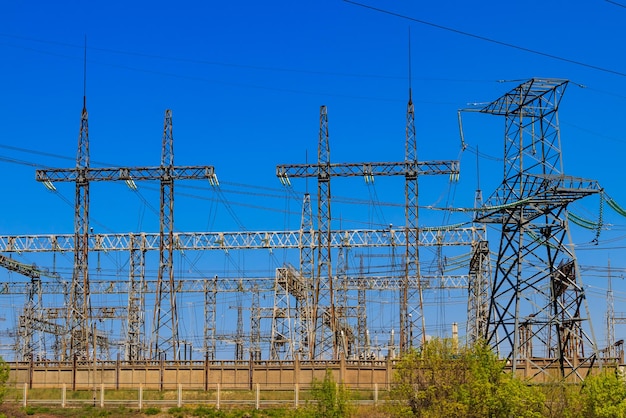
[255,383,260,410]
[177,383,182,408]
[100,383,105,408]
[138,384,143,410]
[22,382,27,407]
[62,383,66,408]
[216,383,220,410]
[294,383,299,409]
[374,383,378,406]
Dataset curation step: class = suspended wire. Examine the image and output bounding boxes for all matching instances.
[343,0,626,78]
[605,0,626,9]
[0,32,505,84]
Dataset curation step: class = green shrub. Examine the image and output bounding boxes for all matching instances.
[390,339,545,417]
[143,406,161,415]
[309,369,354,418]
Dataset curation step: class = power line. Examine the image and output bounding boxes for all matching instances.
[606,0,626,9]
[343,0,626,78]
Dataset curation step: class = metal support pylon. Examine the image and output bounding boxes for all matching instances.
[467,239,490,346]
[250,284,261,361]
[152,110,178,360]
[466,188,491,346]
[336,241,353,358]
[71,98,91,361]
[316,105,336,359]
[126,233,146,360]
[401,85,425,353]
[270,268,293,360]
[203,276,217,361]
[298,192,315,360]
[473,78,601,381]
[356,255,369,358]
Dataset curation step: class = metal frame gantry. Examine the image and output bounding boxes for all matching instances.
[275,89,461,359]
[36,103,218,361]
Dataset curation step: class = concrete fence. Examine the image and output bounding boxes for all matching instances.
[9,357,394,391]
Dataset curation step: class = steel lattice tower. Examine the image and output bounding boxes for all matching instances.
[315,105,336,359]
[152,110,178,360]
[126,233,146,360]
[270,268,293,360]
[250,284,262,361]
[401,85,425,353]
[70,97,91,361]
[475,78,601,380]
[298,192,315,359]
[203,276,217,361]
[466,188,492,346]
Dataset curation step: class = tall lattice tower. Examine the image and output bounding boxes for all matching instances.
[474,78,601,381]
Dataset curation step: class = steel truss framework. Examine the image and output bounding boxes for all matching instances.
[36,107,217,361]
[4,97,488,362]
[276,101,460,358]
[474,78,601,381]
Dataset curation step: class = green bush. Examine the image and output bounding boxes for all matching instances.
[308,369,354,418]
[390,338,545,417]
[0,357,8,404]
[143,406,161,415]
[581,370,626,418]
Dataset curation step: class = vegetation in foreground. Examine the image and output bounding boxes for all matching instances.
[388,338,626,418]
[2,342,626,417]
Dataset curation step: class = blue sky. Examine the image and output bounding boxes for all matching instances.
[1,0,626,359]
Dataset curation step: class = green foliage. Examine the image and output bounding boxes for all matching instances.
[308,369,354,418]
[390,338,545,417]
[23,405,50,415]
[191,405,226,417]
[168,406,190,417]
[540,382,583,418]
[143,406,161,415]
[581,369,626,418]
[0,357,9,404]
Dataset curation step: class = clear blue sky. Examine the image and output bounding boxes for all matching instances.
[1,0,626,359]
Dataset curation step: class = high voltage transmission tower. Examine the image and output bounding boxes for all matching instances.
[471,78,602,381]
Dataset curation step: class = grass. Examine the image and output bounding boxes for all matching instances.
[2,387,386,417]
[0,402,390,417]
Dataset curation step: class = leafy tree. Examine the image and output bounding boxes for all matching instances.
[390,338,544,417]
[309,369,353,418]
[580,369,626,418]
[0,356,8,404]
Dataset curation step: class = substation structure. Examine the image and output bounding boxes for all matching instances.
[0,78,611,383]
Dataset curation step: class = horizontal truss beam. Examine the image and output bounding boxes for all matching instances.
[0,227,483,253]
[0,274,470,294]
